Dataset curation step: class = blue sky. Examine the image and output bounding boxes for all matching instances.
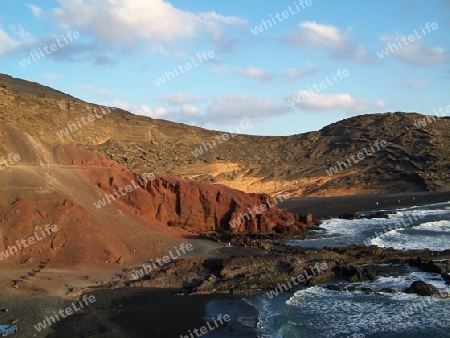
[1,0,449,136]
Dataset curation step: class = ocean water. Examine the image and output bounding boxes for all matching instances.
[247,201,450,337]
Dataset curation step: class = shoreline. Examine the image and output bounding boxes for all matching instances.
[280,191,450,218]
[2,191,449,337]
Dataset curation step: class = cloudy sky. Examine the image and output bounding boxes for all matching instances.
[1,0,449,135]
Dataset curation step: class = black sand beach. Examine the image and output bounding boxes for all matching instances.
[280,191,450,219]
[48,289,257,337]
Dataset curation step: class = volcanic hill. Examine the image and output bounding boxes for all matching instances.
[1,73,449,198]
[0,75,313,266]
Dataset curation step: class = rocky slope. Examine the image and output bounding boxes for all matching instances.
[0,124,306,266]
[1,73,449,197]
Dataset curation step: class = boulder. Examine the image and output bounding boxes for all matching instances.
[405,281,438,296]
[273,225,288,234]
[339,213,360,220]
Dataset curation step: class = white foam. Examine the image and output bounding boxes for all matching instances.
[288,286,326,300]
[289,202,450,250]
[370,229,450,251]
[319,217,393,236]
[356,271,450,291]
[245,297,282,338]
[393,208,450,219]
[413,220,450,233]
[285,272,450,336]
[370,229,401,246]
[319,206,450,238]
[408,271,450,290]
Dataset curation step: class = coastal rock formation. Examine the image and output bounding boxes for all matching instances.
[405,281,439,296]
[0,125,306,265]
[97,172,300,233]
[114,245,450,295]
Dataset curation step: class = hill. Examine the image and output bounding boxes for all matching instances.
[1,73,449,197]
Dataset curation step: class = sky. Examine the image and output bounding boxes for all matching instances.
[0,0,449,136]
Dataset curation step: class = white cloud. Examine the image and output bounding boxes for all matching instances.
[288,91,366,112]
[375,100,386,108]
[110,99,202,122]
[199,12,247,26]
[237,66,273,82]
[283,63,318,81]
[210,65,273,81]
[110,100,132,111]
[159,93,205,106]
[0,28,19,55]
[205,95,290,123]
[297,92,355,109]
[27,4,43,18]
[53,0,247,52]
[111,100,171,118]
[43,72,60,81]
[150,44,188,59]
[0,25,35,55]
[144,106,169,118]
[12,25,35,42]
[211,65,229,74]
[380,33,448,66]
[198,12,248,44]
[288,21,373,62]
[299,21,344,45]
[283,68,309,81]
[180,105,200,115]
[404,78,430,89]
[110,95,291,125]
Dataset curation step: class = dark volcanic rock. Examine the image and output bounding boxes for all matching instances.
[110,245,450,296]
[379,288,397,294]
[363,211,393,219]
[408,258,450,275]
[339,213,360,220]
[405,281,438,296]
[333,265,377,282]
[327,284,347,292]
[442,272,450,284]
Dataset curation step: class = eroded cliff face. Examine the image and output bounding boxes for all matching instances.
[1,73,449,197]
[0,125,306,265]
[97,173,301,233]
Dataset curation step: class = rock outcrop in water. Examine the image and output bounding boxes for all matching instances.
[110,245,450,296]
[405,281,439,296]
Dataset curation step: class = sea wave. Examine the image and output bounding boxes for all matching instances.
[319,217,393,236]
[369,229,450,251]
[284,271,450,337]
[393,208,450,219]
[412,220,450,233]
[244,297,283,338]
[287,201,450,250]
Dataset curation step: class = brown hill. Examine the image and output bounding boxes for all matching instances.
[1,73,449,197]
